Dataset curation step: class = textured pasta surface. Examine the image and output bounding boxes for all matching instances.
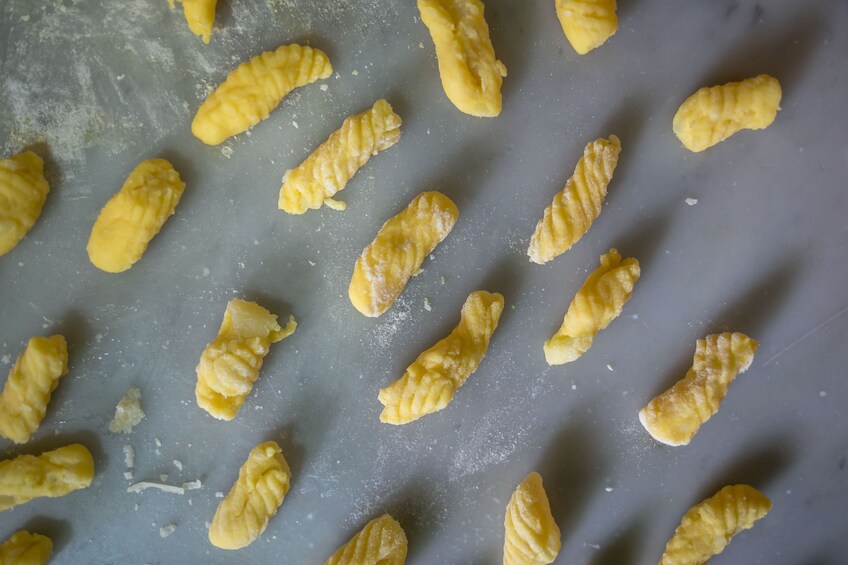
[87,159,185,273]
[0,444,94,512]
[349,191,458,317]
[324,514,408,565]
[639,333,758,446]
[0,335,68,444]
[528,135,620,264]
[182,0,217,43]
[0,150,50,257]
[556,0,618,54]
[379,290,504,424]
[418,0,507,117]
[673,75,782,152]
[0,531,52,565]
[192,44,332,145]
[545,249,639,365]
[660,485,771,565]
[209,441,291,550]
[503,472,561,565]
[279,99,402,214]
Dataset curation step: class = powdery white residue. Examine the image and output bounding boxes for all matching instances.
[449,404,529,481]
[369,299,412,350]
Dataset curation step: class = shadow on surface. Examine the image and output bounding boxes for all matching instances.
[596,97,650,193]
[610,205,673,272]
[488,0,538,112]
[380,474,444,564]
[697,434,794,500]
[268,423,306,480]
[471,252,528,329]
[589,517,646,565]
[21,517,72,555]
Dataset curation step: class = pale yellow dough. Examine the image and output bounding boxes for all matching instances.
[0,444,94,512]
[673,74,782,152]
[195,299,296,421]
[544,249,639,365]
[639,332,758,446]
[0,335,68,444]
[660,485,771,565]
[503,472,561,565]
[528,135,620,264]
[87,159,185,273]
[418,0,507,117]
[556,0,618,55]
[184,0,216,43]
[209,441,291,550]
[192,44,332,145]
[379,290,504,424]
[0,150,50,257]
[324,514,408,565]
[349,191,458,317]
[0,531,52,565]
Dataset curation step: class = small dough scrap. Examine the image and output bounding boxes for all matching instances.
[279,99,402,214]
[660,484,771,565]
[0,150,50,257]
[0,335,68,444]
[528,135,620,264]
[108,387,145,434]
[192,44,332,145]
[0,444,94,512]
[195,299,296,421]
[544,249,639,365]
[418,0,507,117]
[673,75,782,152]
[503,472,561,565]
[349,191,458,317]
[379,290,504,424]
[182,0,217,44]
[87,159,185,273]
[208,441,291,550]
[556,0,618,55]
[0,531,52,565]
[639,333,758,446]
[324,514,408,565]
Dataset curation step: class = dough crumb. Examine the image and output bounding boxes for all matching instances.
[159,524,176,538]
[123,444,135,468]
[109,388,145,433]
[685,197,698,206]
[606,364,614,372]
[424,298,432,312]
[320,84,329,92]
[173,460,183,471]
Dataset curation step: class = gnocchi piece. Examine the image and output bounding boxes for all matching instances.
[324,514,408,565]
[0,335,68,444]
[639,333,758,446]
[0,150,50,257]
[0,531,52,565]
[379,290,504,424]
[555,0,618,55]
[195,299,296,421]
[660,485,771,565]
[278,100,402,214]
[349,191,458,317]
[169,0,217,44]
[0,444,94,512]
[528,135,621,264]
[87,159,185,273]
[418,0,508,117]
[673,75,782,152]
[209,441,291,550]
[544,249,639,365]
[192,44,332,145]
[503,472,561,565]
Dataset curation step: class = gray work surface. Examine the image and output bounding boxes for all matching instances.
[1,0,847,563]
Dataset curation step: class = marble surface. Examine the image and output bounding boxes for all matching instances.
[1,0,847,563]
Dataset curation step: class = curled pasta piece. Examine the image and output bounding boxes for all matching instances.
[503,472,561,565]
[0,150,50,257]
[0,444,94,512]
[0,531,52,565]
[556,0,618,55]
[209,441,291,550]
[639,332,758,446]
[324,514,408,565]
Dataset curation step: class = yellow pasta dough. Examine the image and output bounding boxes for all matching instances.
[379,290,504,424]
[639,332,758,446]
[278,99,402,214]
[528,135,621,264]
[195,299,296,421]
[0,531,52,565]
[192,44,332,145]
[503,472,561,565]
[660,485,771,565]
[556,0,618,54]
[0,335,68,444]
[87,159,185,273]
[673,75,782,152]
[0,444,94,512]
[176,0,216,44]
[349,191,458,317]
[544,249,639,365]
[324,514,408,565]
[418,0,507,117]
[0,150,50,257]
[209,441,291,550]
